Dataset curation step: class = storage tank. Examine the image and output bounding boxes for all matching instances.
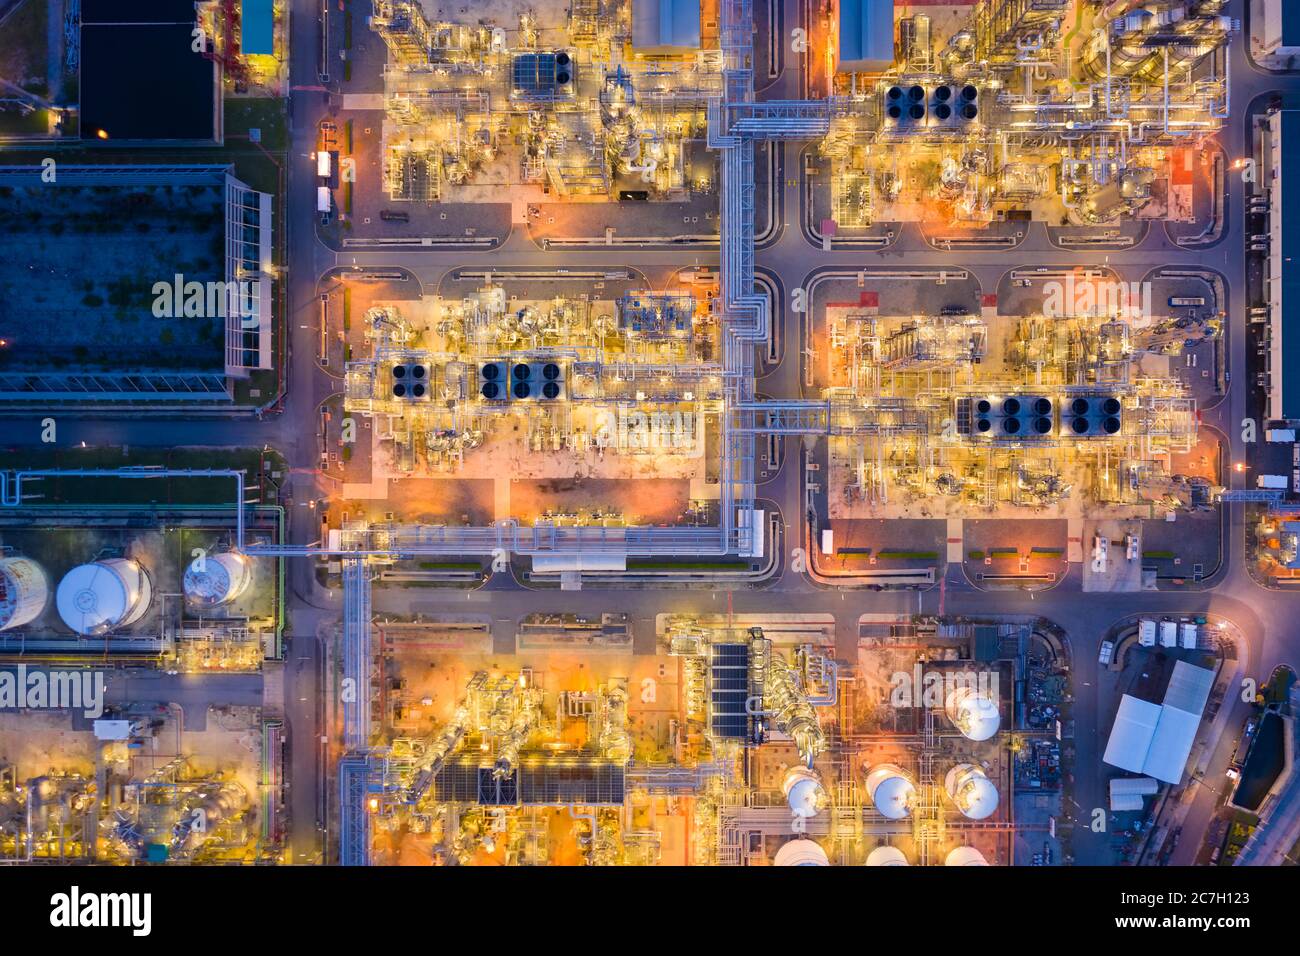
[945,763,1000,820]
[56,559,153,635]
[773,838,830,866]
[944,846,989,866]
[183,551,253,608]
[866,845,910,866]
[782,766,826,819]
[864,763,916,819]
[945,685,1000,741]
[0,557,50,631]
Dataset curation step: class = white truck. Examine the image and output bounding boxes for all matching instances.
[1257,474,1289,490]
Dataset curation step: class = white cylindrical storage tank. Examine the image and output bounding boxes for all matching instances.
[183,551,253,608]
[56,559,153,635]
[945,763,1000,820]
[782,765,826,819]
[945,846,989,866]
[864,763,916,819]
[866,845,909,867]
[773,839,830,866]
[945,685,1000,741]
[0,557,50,631]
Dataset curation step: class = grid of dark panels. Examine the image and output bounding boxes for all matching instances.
[512,53,559,97]
[710,643,751,739]
[433,758,624,805]
[518,762,624,805]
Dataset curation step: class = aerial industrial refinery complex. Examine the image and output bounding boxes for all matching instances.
[0,0,1297,916]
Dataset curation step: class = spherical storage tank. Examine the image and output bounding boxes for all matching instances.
[866,846,909,867]
[0,557,50,631]
[56,559,153,635]
[782,766,826,819]
[945,764,1000,820]
[945,685,1000,741]
[773,839,830,866]
[864,763,916,819]
[944,846,989,866]
[183,551,253,608]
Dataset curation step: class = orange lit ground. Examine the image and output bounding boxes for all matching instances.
[1170,431,1222,485]
[374,645,690,864]
[346,477,494,525]
[511,476,695,526]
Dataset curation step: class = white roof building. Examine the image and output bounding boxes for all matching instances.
[1108,775,1160,811]
[1102,661,1215,785]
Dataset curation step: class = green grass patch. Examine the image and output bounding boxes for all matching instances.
[342,286,352,331]
[5,447,286,505]
[989,548,1020,558]
[1031,547,1064,556]
[224,97,288,152]
[0,0,49,97]
[967,550,985,560]
[416,561,482,571]
[1263,666,1297,707]
[0,108,51,136]
[876,550,938,560]
[232,368,278,406]
[1143,550,1176,560]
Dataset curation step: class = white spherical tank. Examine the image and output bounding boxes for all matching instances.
[0,557,50,631]
[864,763,916,819]
[945,846,989,866]
[945,686,1000,741]
[183,551,253,608]
[866,845,909,867]
[56,559,153,635]
[773,839,830,866]
[945,763,1000,820]
[782,765,826,819]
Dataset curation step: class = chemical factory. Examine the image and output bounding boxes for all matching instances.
[344,280,719,480]
[2,0,1297,902]
[371,0,720,202]
[817,268,1210,517]
[332,617,1058,866]
[817,0,1233,231]
[0,494,288,862]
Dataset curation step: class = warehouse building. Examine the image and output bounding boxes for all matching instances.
[1103,660,1215,785]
